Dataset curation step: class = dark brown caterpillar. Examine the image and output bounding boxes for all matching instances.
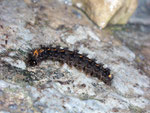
[27,45,113,85]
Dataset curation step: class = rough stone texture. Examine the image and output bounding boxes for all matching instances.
[113,24,150,81]
[0,80,37,113]
[72,0,137,28]
[129,0,150,25]
[0,0,150,113]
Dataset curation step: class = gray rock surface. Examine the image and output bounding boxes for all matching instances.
[129,0,150,25]
[0,0,150,113]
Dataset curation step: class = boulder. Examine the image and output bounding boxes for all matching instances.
[73,0,138,28]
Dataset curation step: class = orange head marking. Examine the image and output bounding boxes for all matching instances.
[39,49,44,53]
[33,49,39,57]
[79,55,83,58]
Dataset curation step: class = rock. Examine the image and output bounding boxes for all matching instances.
[73,0,137,28]
[0,80,37,113]
[0,0,150,112]
[110,0,137,25]
[1,57,26,70]
[129,0,150,25]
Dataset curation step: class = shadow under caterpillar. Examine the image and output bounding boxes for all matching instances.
[27,45,113,85]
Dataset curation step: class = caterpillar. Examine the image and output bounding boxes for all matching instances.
[27,45,113,85]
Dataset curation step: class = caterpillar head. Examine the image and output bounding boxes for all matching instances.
[27,52,38,66]
[28,59,37,66]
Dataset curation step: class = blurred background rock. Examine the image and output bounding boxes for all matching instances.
[73,0,138,28]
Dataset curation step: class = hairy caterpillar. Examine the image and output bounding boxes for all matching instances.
[27,45,113,85]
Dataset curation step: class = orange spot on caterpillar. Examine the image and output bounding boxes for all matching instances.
[96,64,99,67]
[60,50,65,52]
[108,74,112,78]
[39,49,44,53]
[33,49,39,57]
[52,49,57,51]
